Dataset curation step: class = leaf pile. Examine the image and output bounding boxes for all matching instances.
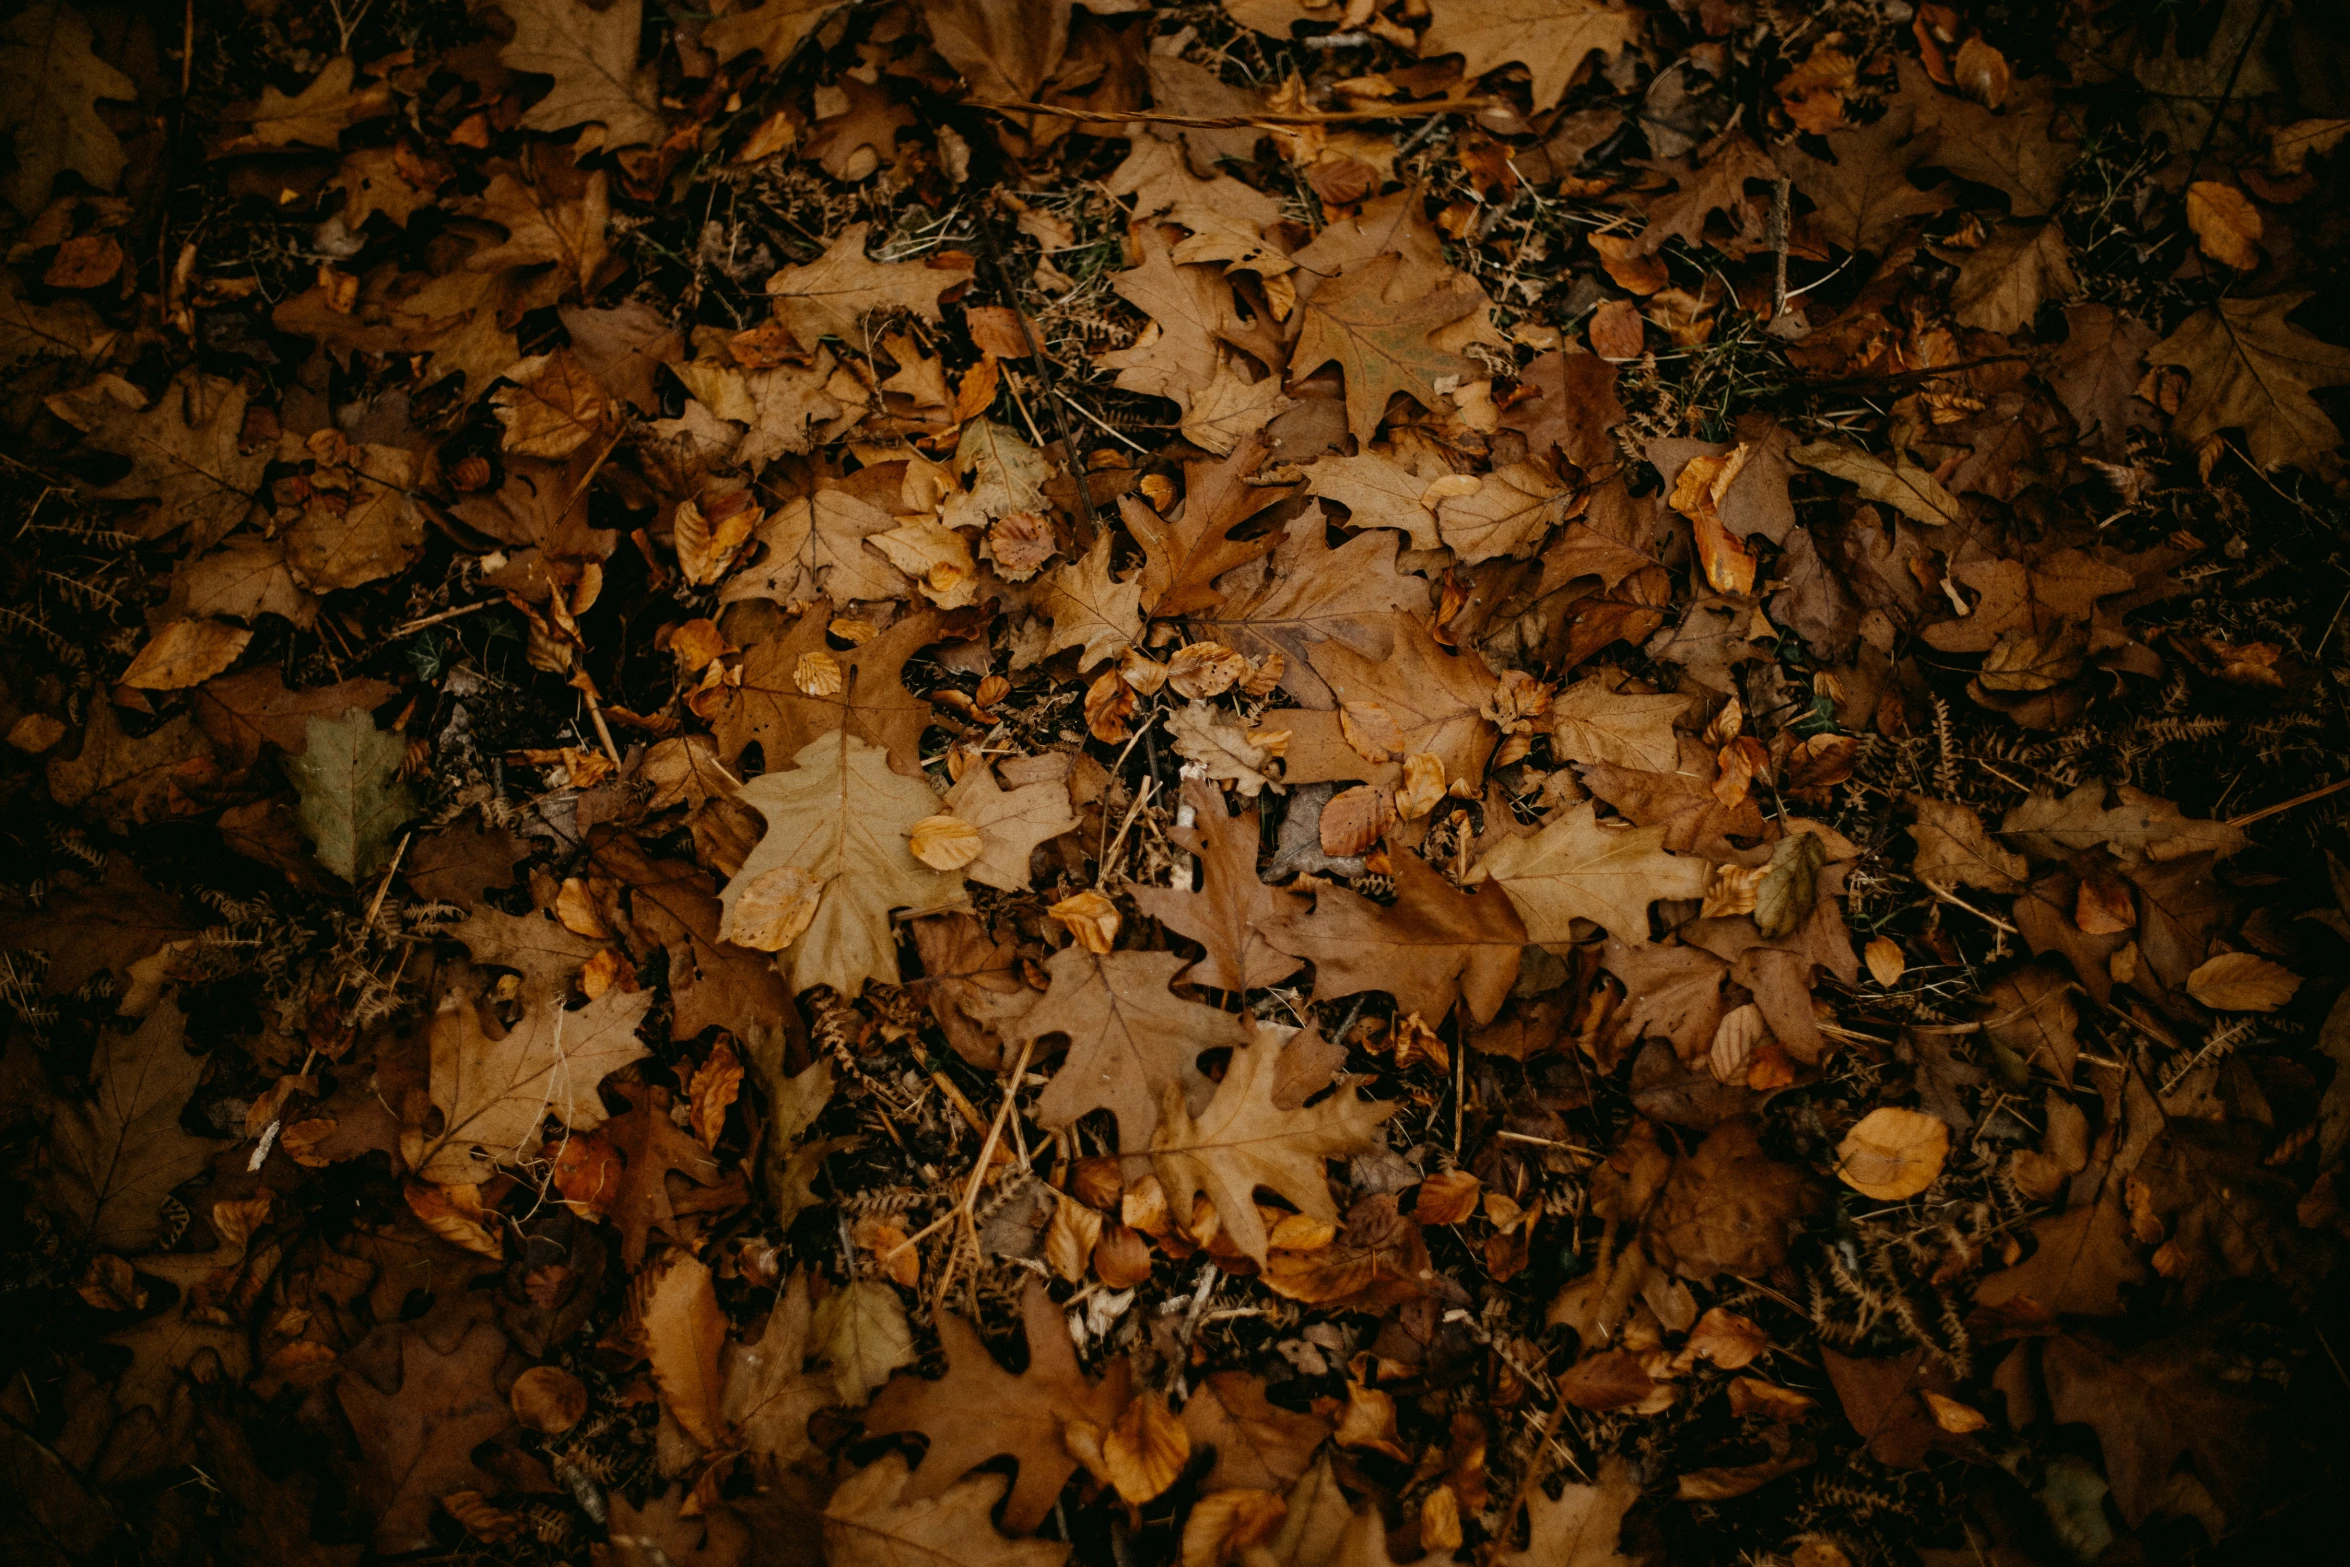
[3,3,2350,1565]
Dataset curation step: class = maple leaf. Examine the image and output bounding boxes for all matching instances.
[1035,533,1143,669]
[709,604,937,775]
[862,1277,1132,1534]
[703,0,844,68]
[1132,777,1305,993]
[722,1270,834,1472]
[45,999,224,1252]
[765,223,975,347]
[719,732,966,996]
[55,370,267,546]
[824,1453,1071,1567]
[498,0,666,148]
[0,3,136,216]
[1010,946,1246,1153]
[2147,292,2350,471]
[335,1319,518,1554]
[1774,117,1948,255]
[213,56,392,152]
[1420,0,1645,113]
[1292,252,1482,447]
[1470,802,1711,945]
[1263,849,1525,1026]
[283,709,420,883]
[1153,1027,1395,1263]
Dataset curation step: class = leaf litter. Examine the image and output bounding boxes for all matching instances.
[1,2,2349,1565]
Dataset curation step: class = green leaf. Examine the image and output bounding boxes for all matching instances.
[284,709,419,882]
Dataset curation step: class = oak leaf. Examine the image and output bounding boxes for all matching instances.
[1907,795,2027,892]
[1775,117,1948,255]
[1420,0,1645,113]
[1010,946,1247,1151]
[722,1270,834,1472]
[1944,222,2075,334]
[46,700,216,827]
[2040,1332,2271,1527]
[599,1085,721,1267]
[862,1277,1132,1534]
[1182,1371,1330,1494]
[1471,802,1711,945]
[1436,460,1575,564]
[939,762,1079,892]
[709,605,938,775]
[0,3,136,216]
[56,370,266,546]
[1127,436,1289,617]
[1790,439,1964,527]
[1292,252,1481,447]
[1132,777,1305,993]
[2147,292,2350,471]
[497,0,666,148]
[1262,848,1525,1025]
[1036,533,1144,670]
[1905,60,2076,217]
[823,1453,1070,1567]
[765,223,976,347]
[1494,1457,1639,1567]
[1188,505,1433,708]
[1998,782,2247,865]
[334,1320,517,1554]
[1549,676,1687,772]
[702,0,844,68]
[1280,613,1499,790]
[1152,1027,1396,1262]
[719,732,967,995]
[214,56,391,152]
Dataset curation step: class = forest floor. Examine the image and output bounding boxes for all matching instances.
[3,3,2350,1567]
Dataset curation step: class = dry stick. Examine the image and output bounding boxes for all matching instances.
[927,1031,1041,1308]
[2226,775,2350,829]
